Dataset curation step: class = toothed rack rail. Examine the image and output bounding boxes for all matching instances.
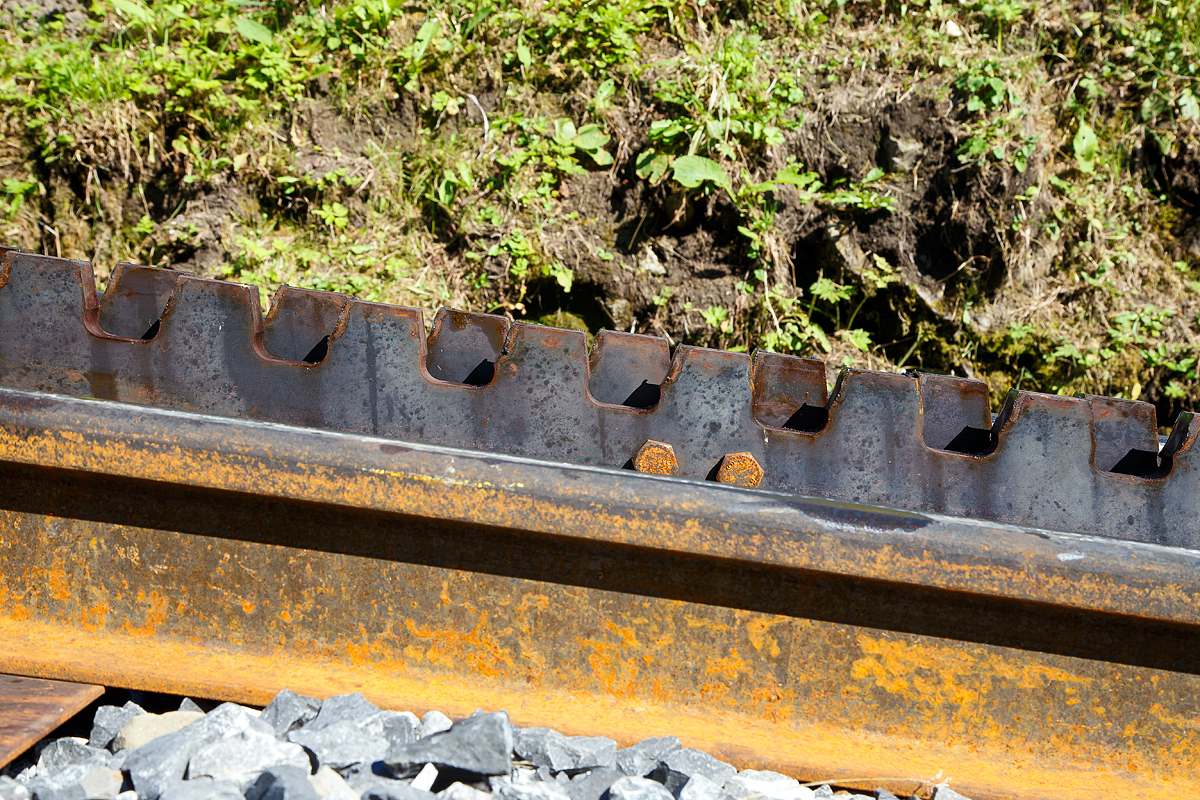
[1,247,1199,799]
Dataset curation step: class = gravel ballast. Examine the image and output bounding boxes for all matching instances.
[0,693,973,800]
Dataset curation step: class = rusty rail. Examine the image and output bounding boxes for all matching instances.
[2,387,1199,798]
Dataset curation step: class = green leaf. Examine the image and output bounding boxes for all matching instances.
[863,167,885,183]
[234,16,274,44]
[572,124,609,151]
[413,19,440,62]
[546,263,573,292]
[464,4,493,37]
[1141,94,1170,122]
[1179,89,1200,122]
[648,119,687,141]
[109,0,151,22]
[593,79,616,110]
[774,166,819,190]
[1,178,35,195]
[842,329,872,352]
[737,225,760,243]
[516,37,532,69]
[553,119,578,144]
[670,155,729,190]
[810,277,853,304]
[1073,121,1097,174]
[744,181,776,195]
[635,149,669,184]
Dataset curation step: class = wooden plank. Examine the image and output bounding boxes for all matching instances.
[0,674,104,769]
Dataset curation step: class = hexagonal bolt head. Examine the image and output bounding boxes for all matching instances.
[716,452,764,488]
[633,440,679,476]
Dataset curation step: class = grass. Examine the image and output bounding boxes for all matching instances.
[1,0,1200,421]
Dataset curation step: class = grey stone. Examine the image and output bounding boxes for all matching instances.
[360,711,419,748]
[811,788,832,799]
[0,776,30,800]
[605,777,672,800]
[649,751,734,798]
[77,765,123,799]
[719,771,812,800]
[23,762,89,800]
[158,777,243,800]
[409,765,438,793]
[113,712,206,752]
[290,719,389,771]
[568,738,616,771]
[514,730,574,772]
[187,727,311,790]
[614,738,680,778]
[676,775,720,800]
[177,699,204,714]
[492,778,571,800]
[535,768,553,783]
[564,768,623,800]
[468,709,517,750]
[873,792,899,800]
[120,703,267,800]
[90,704,146,750]
[36,738,108,772]
[384,712,511,778]
[246,766,321,800]
[307,695,381,732]
[115,793,138,800]
[437,783,490,800]
[360,783,436,800]
[25,763,121,800]
[930,787,972,800]
[308,767,358,800]
[516,731,616,772]
[417,712,452,740]
[262,691,322,739]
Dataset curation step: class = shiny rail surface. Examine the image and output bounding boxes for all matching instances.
[1,248,1198,546]
[1,388,1199,799]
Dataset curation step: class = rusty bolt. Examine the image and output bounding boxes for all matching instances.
[633,440,678,476]
[716,452,764,488]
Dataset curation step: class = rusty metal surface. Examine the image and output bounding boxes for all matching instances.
[1,388,1200,799]
[2,250,1197,545]
[0,674,103,768]
[715,452,763,487]
[633,440,678,475]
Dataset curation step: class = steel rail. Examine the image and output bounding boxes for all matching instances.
[1,388,1198,799]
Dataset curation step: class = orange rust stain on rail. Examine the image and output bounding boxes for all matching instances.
[0,615,1189,800]
[5,422,1200,627]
